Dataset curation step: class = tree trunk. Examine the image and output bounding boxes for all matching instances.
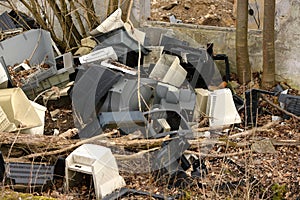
[262,0,276,88]
[236,0,251,84]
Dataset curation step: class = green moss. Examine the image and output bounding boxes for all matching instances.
[0,190,57,200]
[271,183,286,200]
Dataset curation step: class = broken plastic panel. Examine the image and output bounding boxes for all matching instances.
[99,111,146,135]
[143,46,164,74]
[66,144,125,200]
[89,8,124,36]
[149,54,187,87]
[206,88,241,128]
[72,64,122,132]
[124,22,146,45]
[0,60,8,89]
[0,88,42,132]
[79,46,118,64]
[55,52,75,74]
[278,93,300,119]
[193,88,209,120]
[22,101,47,135]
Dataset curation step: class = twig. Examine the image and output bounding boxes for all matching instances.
[262,94,300,120]
[228,121,278,139]
[18,130,117,160]
[114,147,160,160]
[185,149,252,158]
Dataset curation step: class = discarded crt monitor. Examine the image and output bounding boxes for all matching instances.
[149,54,187,87]
[72,64,122,131]
[66,144,125,200]
[0,151,59,191]
[206,88,241,128]
[0,29,56,90]
[0,88,42,132]
[93,27,150,67]
[163,44,221,89]
[100,77,156,112]
[278,93,300,119]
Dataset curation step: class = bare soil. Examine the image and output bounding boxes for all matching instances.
[150,0,236,27]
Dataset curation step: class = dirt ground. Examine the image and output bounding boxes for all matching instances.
[150,0,236,27]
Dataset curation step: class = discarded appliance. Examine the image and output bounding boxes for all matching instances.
[193,88,210,120]
[89,8,124,36]
[152,136,191,188]
[23,101,47,134]
[155,82,196,121]
[163,43,221,89]
[72,64,122,131]
[93,27,150,67]
[143,46,164,73]
[65,144,126,200]
[245,89,275,125]
[143,109,192,139]
[99,111,146,135]
[0,29,56,90]
[124,22,146,45]
[25,52,75,99]
[0,88,43,132]
[0,151,59,190]
[206,88,241,128]
[278,93,300,118]
[100,77,156,112]
[79,46,118,64]
[149,54,187,87]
